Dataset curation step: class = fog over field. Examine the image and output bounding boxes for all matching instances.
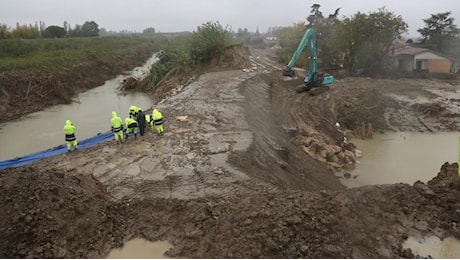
[1,0,459,36]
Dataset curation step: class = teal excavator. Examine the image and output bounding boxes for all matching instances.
[282,28,333,93]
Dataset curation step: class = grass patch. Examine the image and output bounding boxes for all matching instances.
[0,37,161,73]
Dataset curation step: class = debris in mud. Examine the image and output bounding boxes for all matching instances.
[175,115,188,121]
[120,77,138,90]
[411,102,447,117]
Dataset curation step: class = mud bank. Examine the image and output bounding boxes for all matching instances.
[1,162,459,258]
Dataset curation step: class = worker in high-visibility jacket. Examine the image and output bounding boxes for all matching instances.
[145,114,153,130]
[124,117,138,139]
[152,108,164,136]
[111,111,124,143]
[129,105,138,120]
[63,120,78,152]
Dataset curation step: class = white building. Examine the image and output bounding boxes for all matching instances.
[392,47,452,73]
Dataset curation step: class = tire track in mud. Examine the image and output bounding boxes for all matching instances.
[249,55,282,73]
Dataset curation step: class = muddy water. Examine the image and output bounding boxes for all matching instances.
[338,131,459,188]
[403,236,460,258]
[106,238,172,259]
[0,56,157,161]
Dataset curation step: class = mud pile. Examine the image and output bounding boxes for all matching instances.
[0,167,120,258]
[1,163,459,258]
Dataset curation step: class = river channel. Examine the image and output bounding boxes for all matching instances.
[0,55,157,161]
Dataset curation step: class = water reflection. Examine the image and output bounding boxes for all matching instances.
[403,236,460,258]
[106,238,172,259]
[338,132,459,188]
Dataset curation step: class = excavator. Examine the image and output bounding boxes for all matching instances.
[282,28,333,94]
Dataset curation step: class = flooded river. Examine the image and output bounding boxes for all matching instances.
[338,131,459,188]
[0,56,157,161]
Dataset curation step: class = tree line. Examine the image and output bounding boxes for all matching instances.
[2,5,459,75]
[275,4,460,75]
[0,20,100,39]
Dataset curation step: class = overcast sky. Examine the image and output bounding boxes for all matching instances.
[1,0,458,38]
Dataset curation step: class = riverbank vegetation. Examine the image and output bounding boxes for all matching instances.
[145,21,238,90]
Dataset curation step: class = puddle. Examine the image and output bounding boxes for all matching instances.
[134,142,149,152]
[403,236,460,258]
[339,132,459,188]
[106,238,172,259]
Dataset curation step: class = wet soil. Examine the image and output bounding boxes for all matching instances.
[1,45,460,258]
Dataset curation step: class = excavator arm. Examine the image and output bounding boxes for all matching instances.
[282,28,333,93]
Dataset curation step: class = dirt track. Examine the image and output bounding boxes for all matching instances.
[1,46,460,258]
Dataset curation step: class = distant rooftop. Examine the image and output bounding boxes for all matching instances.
[392,46,430,56]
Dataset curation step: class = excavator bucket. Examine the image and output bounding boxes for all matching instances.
[282,69,296,77]
[295,84,311,93]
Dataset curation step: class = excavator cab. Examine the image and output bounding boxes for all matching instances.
[310,72,325,87]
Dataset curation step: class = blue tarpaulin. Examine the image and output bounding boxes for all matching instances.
[0,131,114,170]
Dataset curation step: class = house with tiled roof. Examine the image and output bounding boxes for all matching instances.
[391,46,453,74]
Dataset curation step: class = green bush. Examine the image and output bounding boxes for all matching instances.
[189,21,230,64]
[147,21,232,89]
